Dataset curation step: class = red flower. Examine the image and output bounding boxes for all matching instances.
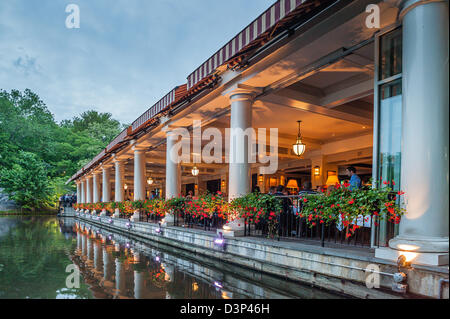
[348,199,354,205]
[397,191,405,196]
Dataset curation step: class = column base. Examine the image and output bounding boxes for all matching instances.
[161,214,174,226]
[389,235,449,253]
[113,209,120,218]
[100,210,107,217]
[217,228,245,237]
[375,247,448,266]
[220,218,245,237]
[130,211,140,222]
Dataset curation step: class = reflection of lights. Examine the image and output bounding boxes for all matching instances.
[222,291,230,299]
[214,281,223,289]
[401,252,417,263]
[155,256,160,262]
[397,244,419,251]
[192,282,199,292]
[396,244,419,264]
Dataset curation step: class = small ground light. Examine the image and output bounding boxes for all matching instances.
[392,255,410,294]
[155,223,163,235]
[108,218,113,224]
[214,232,226,250]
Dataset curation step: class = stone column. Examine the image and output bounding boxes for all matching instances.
[113,159,125,218]
[101,166,111,216]
[92,172,101,215]
[80,179,86,205]
[86,175,93,214]
[164,130,181,225]
[223,85,257,236]
[376,0,449,266]
[76,182,81,206]
[131,145,146,222]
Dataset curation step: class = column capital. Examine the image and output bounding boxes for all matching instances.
[400,0,446,20]
[100,163,113,170]
[132,144,147,153]
[222,83,263,100]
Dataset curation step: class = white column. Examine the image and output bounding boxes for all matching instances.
[223,85,256,236]
[164,130,181,225]
[131,145,146,222]
[86,175,93,206]
[101,166,111,216]
[376,0,449,266]
[113,160,125,218]
[76,182,81,206]
[92,172,100,214]
[81,179,86,205]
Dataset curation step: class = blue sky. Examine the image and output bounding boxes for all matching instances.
[0,0,274,123]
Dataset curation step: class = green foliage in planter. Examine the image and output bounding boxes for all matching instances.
[300,181,405,236]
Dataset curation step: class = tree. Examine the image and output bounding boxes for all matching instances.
[0,89,124,210]
[0,151,54,210]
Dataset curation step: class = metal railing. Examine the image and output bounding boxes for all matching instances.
[243,194,396,248]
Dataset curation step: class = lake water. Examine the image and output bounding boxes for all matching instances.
[0,216,347,299]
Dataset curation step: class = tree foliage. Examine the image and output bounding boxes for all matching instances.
[0,89,124,210]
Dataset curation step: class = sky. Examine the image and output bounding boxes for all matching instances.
[0,0,274,124]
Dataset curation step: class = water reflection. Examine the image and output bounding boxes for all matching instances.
[68,219,345,299]
[0,216,345,299]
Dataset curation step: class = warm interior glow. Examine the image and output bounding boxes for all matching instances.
[326,175,340,186]
[314,166,320,176]
[293,139,306,156]
[191,166,199,176]
[286,179,299,189]
[147,177,153,185]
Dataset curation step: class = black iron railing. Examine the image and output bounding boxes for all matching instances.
[243,195,396,248]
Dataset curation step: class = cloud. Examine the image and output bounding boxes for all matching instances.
[13,54,41,75]
[0,0,274,123]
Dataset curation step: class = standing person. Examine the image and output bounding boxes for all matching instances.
[268,186,276,195]
[346,166,362,190]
